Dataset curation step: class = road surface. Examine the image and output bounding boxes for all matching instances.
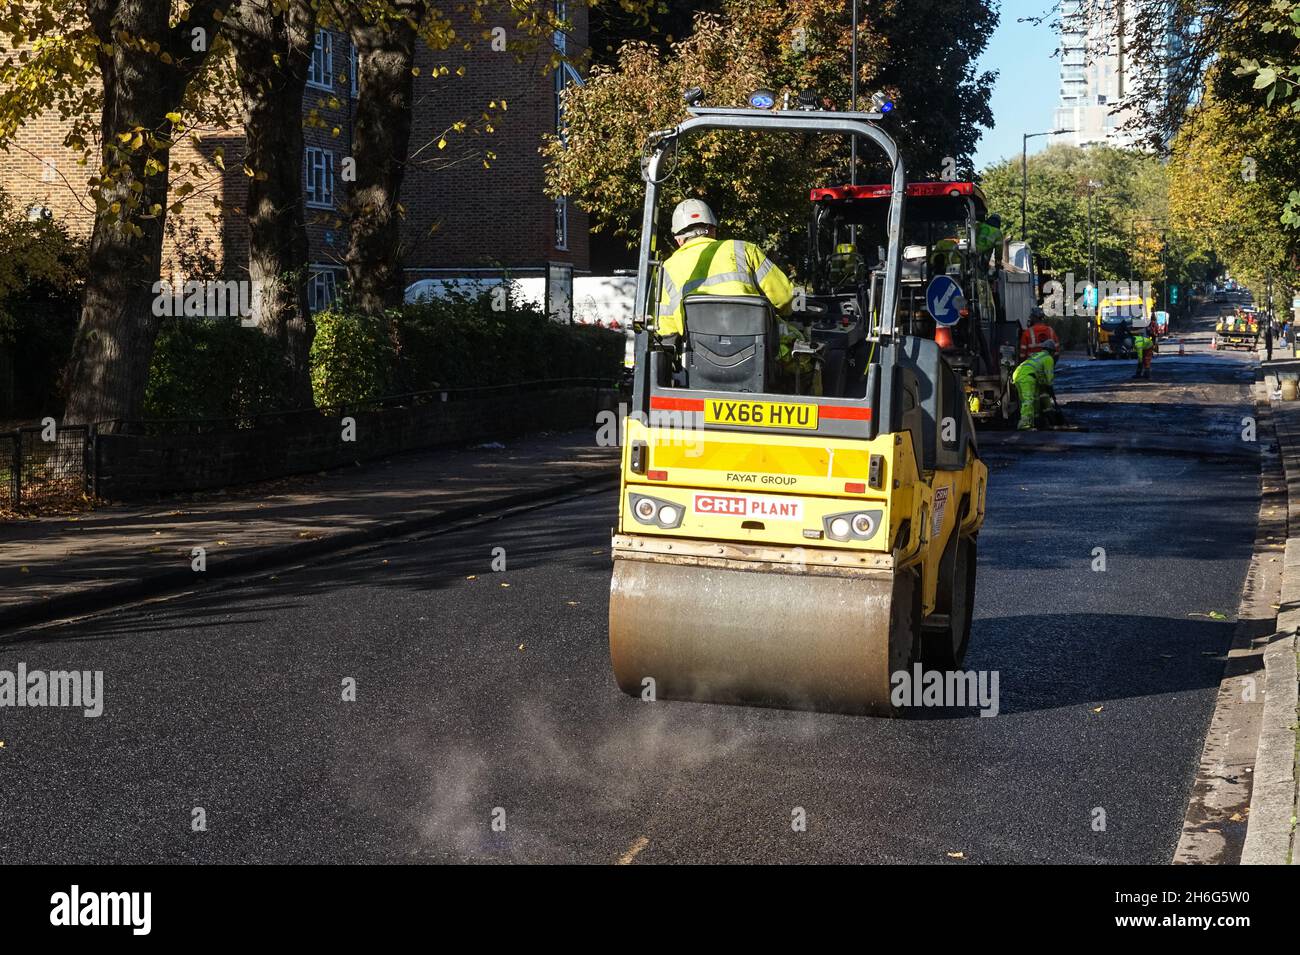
[0,306,1263,863]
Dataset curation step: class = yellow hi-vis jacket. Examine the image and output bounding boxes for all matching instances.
[1012,348,1055,390]
[656,236,795,337]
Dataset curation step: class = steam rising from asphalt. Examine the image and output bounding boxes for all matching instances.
[350,692,826,862]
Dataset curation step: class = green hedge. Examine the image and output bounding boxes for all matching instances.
[145,317,287,420]
[143,291,625,419]
[309,307,394,408]
[310,291,625,407]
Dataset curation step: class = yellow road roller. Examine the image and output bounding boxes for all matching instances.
[608,98,988,715]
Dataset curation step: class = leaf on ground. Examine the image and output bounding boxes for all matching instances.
[946,851,965,859]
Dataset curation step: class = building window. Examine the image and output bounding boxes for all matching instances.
[308,268,338,312]
[553,0,567,56]
[305,147,335,208]
[554,62,568,139]
[350,44,359,97]
[308,30,333,89]
[554,196,569,251]
[553,1,569,141]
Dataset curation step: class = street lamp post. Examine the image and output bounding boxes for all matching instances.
[1021,129,1071,239]
[849,0,858,185]
[1085,180,1103,289]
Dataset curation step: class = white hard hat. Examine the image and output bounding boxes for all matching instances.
[671,198,717,235]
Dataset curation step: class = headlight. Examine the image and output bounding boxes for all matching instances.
[829,517,851,539]
[851,513,875,537]
[628,493,684,529]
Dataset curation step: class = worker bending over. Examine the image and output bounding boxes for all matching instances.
[657,199,815,391]
[1013,338,1058,430]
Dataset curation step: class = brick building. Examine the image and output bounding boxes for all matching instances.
[1,5,589,313]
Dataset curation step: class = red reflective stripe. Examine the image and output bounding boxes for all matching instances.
[650,396,705,411]
[820,406,873,420]
[650,396,869,421]
[809,182,979,201]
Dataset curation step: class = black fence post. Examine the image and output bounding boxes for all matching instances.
[11,429,21,507]
[85,423,98,499]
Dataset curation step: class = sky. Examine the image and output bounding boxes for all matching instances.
[971,0,1064,172]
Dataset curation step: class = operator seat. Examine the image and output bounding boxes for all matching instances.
[681,294,778,394]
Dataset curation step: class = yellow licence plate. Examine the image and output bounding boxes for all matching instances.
[704,398,818,429]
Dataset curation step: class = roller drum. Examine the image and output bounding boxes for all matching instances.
[609,556,915,715]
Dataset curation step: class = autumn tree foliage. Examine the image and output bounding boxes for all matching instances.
[544,0,996,268]
[0,0,620,422]
[1,1,237,426]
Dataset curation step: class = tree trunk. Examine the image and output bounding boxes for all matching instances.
[63,0,231,427]
[345,3,423,317]
[229,0,317,410]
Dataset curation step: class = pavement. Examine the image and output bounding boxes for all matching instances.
[0,431,618,633]
[1246,344,1300,864]
[0,302,1276,864]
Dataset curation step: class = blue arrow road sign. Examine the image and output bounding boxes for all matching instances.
[926,275,964,326]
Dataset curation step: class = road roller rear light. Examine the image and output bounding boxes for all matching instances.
[824,509,883,541]
[647,469,668,481]
[844,481,866,493]
[628,493,684,529]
